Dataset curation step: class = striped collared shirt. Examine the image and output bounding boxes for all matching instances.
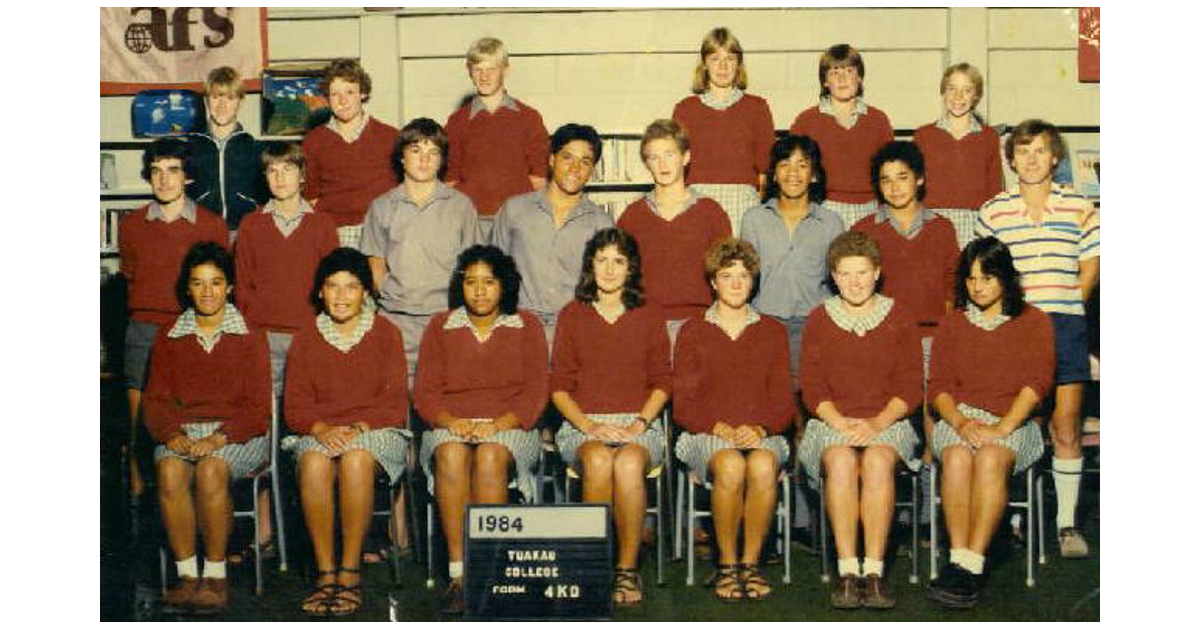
[935,113,984,135]
[443,306,524,343]
[167,303,250,353]
[468,93,521,119]
[818,95,869,129]
[700,87,746,111]
[317,303,377,353]
[146,198,199,224]
[326,113,371,144]
[262,197,316,237]
[975,183,1100,316]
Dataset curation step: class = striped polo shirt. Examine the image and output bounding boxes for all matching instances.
[975,183,1099,316]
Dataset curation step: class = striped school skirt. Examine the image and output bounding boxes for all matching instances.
[419,424,542,501]
[674,431,790,483]
[154,421,269,480]
[689,183,760,238]
[284,427,410,485]
[555,412,666,470]
[797,418,921,483]
[822,199,879,229]
[931,403,1045,474]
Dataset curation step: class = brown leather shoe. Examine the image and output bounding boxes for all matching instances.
[860,574,896,609]
[162,576,200,613]
[191,578,229,614]
[440,579,466,615]
[831,575,862,609]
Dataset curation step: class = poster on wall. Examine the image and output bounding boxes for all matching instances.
[1078,7,1099,82]
[100,7,268,95]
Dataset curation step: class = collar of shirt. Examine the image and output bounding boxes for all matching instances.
[935,113,983,135]
[872,204,936,239]
[326,113,371,143]
[167,303,250,353]
[533,189,602,224]
[763,198,831,225]
[203,121,245,148]
[147,197,198,224]
[443,306,524,342]
[964,302,1012,331]
[263,196,315,222]
[643,189,699,219]
[703,301,762,340]
[468,93,520,120]
[1003,182,1070,218]
[700,87,745,111]
[316,299,378,353]
[397,180,455,209]
[824,294,893,337]
[818,95,869,127]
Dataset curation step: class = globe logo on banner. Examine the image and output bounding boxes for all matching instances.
[125,23,154,54]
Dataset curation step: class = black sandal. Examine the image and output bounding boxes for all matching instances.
[301,570,338,617]
[707,563,745,603]
[327,566,363,617]
[740,564,772,602]
[613,567,644,607]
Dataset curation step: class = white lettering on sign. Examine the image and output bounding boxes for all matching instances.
[506,549,558,562]
[543,584,582,599]
[491,584,527,594]
[505,566,561,578]
[468,505,607,538]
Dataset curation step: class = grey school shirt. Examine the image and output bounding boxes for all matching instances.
[360,181,480,315]
[740,198,845,319]
[491,189,614,316]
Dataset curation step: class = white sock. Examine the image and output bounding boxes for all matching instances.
[448,561,464,579]
[959,550,985,575]
[862,557,884,577]
[1053,457,1084,529]
[202,560,226,580]
[948,548,966,568]
[837,557,861,577]
[176,556,199,579]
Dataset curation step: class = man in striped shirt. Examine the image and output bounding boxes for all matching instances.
[976,119,1099,558]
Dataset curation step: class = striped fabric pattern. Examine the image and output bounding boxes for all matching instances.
[154,421,269,479]
[337,224,364,249]
[823,294,894,337]
[418,426,542,501]
[976,184,1099,316]
[931,403,1045,474]
[688,184,759,238]
[316,304,377,353]
[796,417,921,483]
[166,304,250,354]
[554,413,666,469]
[674,432,790,483]
[284,427,410,484]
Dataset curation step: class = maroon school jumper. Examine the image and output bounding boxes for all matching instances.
[284,315,409,433]
[301,117,400,227]
[413,309,549,429]
[913,123,1003,210]
[851,212,959,326]
[798,302,923,417]
[549,301,672,413]
[672,94,775,187]
[616,197,732,321]
[444,97,549,216]
[234,209,339,332]
[928,306,1056,416]
[789,105,893,204]
[143,326,270,443]
[119,203,230,327]
[672,315,795,434]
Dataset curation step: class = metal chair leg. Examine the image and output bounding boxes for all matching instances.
[818,475,830,583]
[1025,467,1035,588]
[686,478,696,586]
[930,463,939,581]
[909,471,919,584]
[782,474,792,585]
[1037,471,1046,565]
[656,474,666,586]
[674,470,685,562]
[252,475,264,596]
[425,503,436,589]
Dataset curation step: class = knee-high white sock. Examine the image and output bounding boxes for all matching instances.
[1053,457,1084,529]
[176,556,199,579]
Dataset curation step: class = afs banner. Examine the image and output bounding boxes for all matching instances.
[100,7,268,95]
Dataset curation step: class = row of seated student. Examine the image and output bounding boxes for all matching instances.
[117,28,1097,619]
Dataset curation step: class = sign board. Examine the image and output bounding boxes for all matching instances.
[464,504,613,620]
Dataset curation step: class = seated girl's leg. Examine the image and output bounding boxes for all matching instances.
[472,443,512,504]
[157,457,197,561]
[194,457,232,562]
[297,451,337,612]
[337,450,377,570]
[967,444,1015,554]
[613,444,649,570]
[434,442,472,564]
[822,445,862,562]
[860,445,898,563]
[577,441,615,504]
[939,445,974,551]
[708,449,748,567]
[740,449,779,566]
